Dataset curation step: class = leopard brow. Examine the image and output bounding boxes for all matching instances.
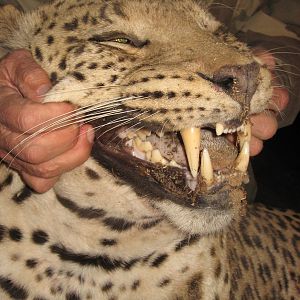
[88,31,149,48]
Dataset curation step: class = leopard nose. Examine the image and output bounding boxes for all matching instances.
[213,62,260,106]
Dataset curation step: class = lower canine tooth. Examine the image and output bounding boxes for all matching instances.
[180,127,201,178]
[235,141,250,172]
[201,148,214,186]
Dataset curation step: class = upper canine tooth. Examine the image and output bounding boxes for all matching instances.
[235,141,250,173]
[201,148,214,186]
[216,123,224,136]
[180,127,201,178]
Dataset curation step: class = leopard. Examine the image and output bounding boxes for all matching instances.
[0,0,299,299]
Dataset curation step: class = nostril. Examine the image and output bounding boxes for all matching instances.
[213,62,260,104]
[214,76,236,93]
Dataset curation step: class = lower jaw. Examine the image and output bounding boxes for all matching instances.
[91,139,248,210]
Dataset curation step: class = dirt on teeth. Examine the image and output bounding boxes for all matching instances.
[119,122,251,186]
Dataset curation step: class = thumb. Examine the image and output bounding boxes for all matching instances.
[7,49,52,101]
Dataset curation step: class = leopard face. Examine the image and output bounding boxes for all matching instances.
[0,0,273,234]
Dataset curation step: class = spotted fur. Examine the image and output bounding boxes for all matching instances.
[0,1,299,299]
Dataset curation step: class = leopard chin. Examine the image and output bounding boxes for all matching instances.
[90,118,250,234]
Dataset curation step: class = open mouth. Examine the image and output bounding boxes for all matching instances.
[91,120,251,208]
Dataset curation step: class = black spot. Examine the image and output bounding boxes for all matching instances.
[50,72,58,84]
[214,261,222,278]
[167,91,176,99]
[0,225,6,242]
[82,12,89,24]
[32,230,49,245]
[58,57,67,70]
[101,239,117,246]
[0,173,13,192]
[213,108,221,113]
[175,235,200,251]
[72,71,85,81]
[159,278,171,287]
[74,45,85,55]
[103,217,135,231]
[110,75,118,83]
[75,61,86,69]
[141,77,149,82]
[155,74,165,80]
[26,259,38,269]
[152,91,164,99]
[66,36,79,43]
[50,244,140,271]
[0,276,28,299]
[131,280,140,290]
[151,254,168,267]
[101,282,113,292]
[45,267,54,278]
[66,292,81,300]
[85,168,101,180]
[47,35,54,45]
[48,22,56,29]
[198,107,205,111]
[113,2,127,18]
[64,18,79,31]
[35,47,43,61]
[183,91,191,97]
[56,194,106,219]
[141,219,162,230]
[103,62,115,69]
[13,186,33,204]
[187,76,194,81]
[9,228,22,242]
[34,28,41,36]
[88,63,98,69]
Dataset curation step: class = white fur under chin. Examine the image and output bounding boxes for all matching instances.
[153,201,233,235]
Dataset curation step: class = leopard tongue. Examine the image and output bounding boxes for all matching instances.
[180,127,201,178]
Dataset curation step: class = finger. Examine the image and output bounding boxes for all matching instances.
[250,113,278,141]
[0,97,76,134]
[0,49,51,101]
[0,123,80,164]
[16,125,94,179]
[20,174,59,193]
[268,87,289,113]
[249,136,263,156]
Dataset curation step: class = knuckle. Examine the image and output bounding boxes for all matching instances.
[34,163,61,178]
[22,145,45,164]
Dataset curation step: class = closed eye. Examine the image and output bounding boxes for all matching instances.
[88,32,149,48]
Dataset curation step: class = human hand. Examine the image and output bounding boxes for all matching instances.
[249,50,289,156]
[0,49,94,193]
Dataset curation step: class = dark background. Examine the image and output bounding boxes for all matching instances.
[252,113,300,211]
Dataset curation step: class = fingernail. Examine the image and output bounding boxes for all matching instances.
[86,127,95,143]
[36,84,51,97]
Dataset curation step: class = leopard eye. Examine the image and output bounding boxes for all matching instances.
[113,38,131,44]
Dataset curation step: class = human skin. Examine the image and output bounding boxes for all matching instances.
[0,49,288,192]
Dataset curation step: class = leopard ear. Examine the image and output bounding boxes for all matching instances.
[0,5,22,50]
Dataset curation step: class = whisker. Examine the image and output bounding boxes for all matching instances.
[38,84,129,98]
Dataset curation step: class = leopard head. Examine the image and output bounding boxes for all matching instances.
[0,0,272,234]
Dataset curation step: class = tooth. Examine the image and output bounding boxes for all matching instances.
[156,131,164,138]
[127,132,137,139]
[235,141,250,172]
[151,149,164,164]
[238,122,251,148]
[146,151,152,161]
[169,160,182,168]
[180,127,201,178]
[216,123,224,136]
[201,148,214,186]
